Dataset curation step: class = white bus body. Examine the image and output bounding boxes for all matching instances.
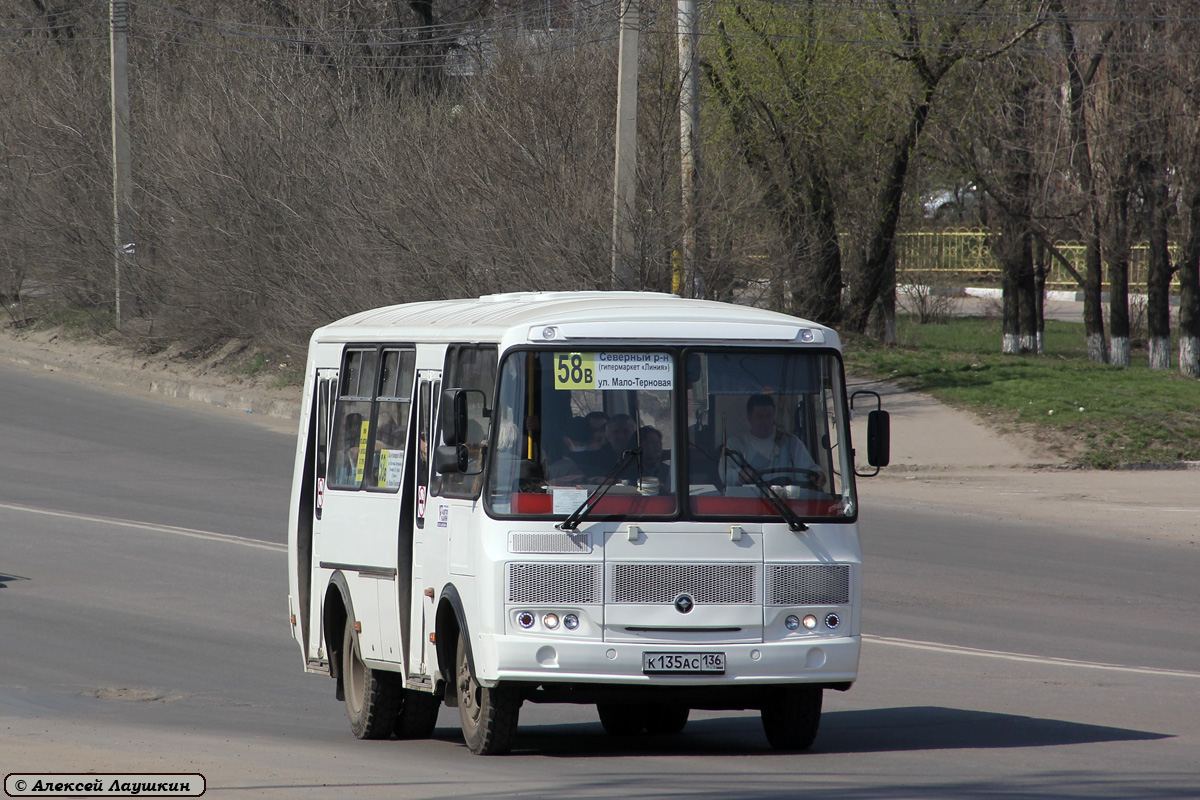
[286,291,888,753]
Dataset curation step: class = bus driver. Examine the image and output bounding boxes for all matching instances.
[724,394,826,489]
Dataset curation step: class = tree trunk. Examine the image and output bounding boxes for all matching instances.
[788,164,843,327]
[1034,242,1048,355]
[1083,235,1108,363]
[1108,246,1131,367]
[999,214,1022,354]
[1142,161,1173,370]
[1054,2,1108,363]
[1179,190,1200,379]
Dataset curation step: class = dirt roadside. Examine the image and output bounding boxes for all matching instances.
[2,324,1197,544]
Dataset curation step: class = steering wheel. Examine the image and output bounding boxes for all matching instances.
[756,467,823,488]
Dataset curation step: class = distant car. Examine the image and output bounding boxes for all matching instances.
[921,184,980,223]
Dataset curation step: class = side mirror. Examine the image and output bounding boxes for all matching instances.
[441,389,469,446]
[867,409,890,468]
[851,390,890,477]
[435,444,468,474]
[440,387,489,446]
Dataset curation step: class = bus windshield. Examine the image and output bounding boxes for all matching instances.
[485,347,855,523]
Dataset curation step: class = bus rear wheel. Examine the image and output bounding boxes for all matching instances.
[394,689,441,739]
[342,617,401,739]
[761,686,822,751]
[456,632,520,754]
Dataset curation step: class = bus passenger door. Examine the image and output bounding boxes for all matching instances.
[308,368,338,662]
[407,372,440,679]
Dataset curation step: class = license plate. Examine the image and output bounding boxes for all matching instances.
[642,651,725,674]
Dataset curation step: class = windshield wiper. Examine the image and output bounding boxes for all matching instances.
[722,447,808,532]
[556,448,641,531]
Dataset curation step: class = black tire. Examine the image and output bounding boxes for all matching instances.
[456,632,520,755]
[644,704,689,735]
[342,617,401,740]
[597,703,646,736]
[761,686,823,751]
[394,689,441,739]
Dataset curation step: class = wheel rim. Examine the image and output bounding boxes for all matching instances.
[345,630,365,715]
[457,648,481,727]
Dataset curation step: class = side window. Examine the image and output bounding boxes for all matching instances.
[329,346,417,492]
[370,348,416,490]
[438,345,498,499]
[314,372,337,516]
[329,349,376,490]
[415,378,437,528]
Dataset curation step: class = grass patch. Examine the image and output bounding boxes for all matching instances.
[844,315,1200,468]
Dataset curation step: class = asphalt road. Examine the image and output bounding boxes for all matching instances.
[2,363,1198,799]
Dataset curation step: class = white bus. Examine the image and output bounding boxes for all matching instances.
[286,291,889,754]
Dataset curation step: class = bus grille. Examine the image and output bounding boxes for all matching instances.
[608,563,757,604]
[507,562,602,604]
[765,564,850,605]
[508,532,591,554]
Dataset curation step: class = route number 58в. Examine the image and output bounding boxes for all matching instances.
[555,352,594,389]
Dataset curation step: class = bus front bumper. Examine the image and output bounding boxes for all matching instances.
[477,634,860,688]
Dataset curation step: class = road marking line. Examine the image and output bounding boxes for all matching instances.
[864,634,1200,679]
[0,501,285,553]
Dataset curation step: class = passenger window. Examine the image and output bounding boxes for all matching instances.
[330,350,375,489]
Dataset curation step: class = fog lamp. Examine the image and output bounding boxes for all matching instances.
[543,613,560,629]
[563,614,579,630]
[517,611,535,629]
[785,615,800,631]
[802,614,818,630]
[825,613,841,629]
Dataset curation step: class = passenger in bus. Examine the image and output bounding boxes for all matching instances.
[547,417,607,485]
[724,394,825,489]
[376,412,402,448]
[597,413,636,459]
[585,410,609,437]
[637,425,671,487]
[338,412,365,483]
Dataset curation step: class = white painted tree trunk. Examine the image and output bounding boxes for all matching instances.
[1148,336,1170,370]
[1109,336,1130,367]
[1181,336,1200,379]
[1019,334,1037,353]
[1087,333,1106,363]
[1002,333,1019,354]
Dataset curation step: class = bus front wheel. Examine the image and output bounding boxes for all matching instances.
[342,617,401,739]
[456,632,520,754]
[761,686,822,751]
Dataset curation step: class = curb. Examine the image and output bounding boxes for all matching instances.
[147,377,301,421]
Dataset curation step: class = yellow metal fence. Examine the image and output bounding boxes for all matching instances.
[891,229,1179,293]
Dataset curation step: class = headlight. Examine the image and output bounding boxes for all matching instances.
[563,614,579,630]
[543,613,560,630]
[517,611,535,629]
[785,615,800,631]
[802,614,818,630]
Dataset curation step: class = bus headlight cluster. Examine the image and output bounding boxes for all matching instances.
[515,611,582,632]
[784,613,839,632]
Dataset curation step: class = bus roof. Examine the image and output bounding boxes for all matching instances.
[312,291,839,349]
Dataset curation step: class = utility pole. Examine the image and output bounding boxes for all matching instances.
[110,0,134,328]
[610,0,639,290]
[677,0,701,298]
